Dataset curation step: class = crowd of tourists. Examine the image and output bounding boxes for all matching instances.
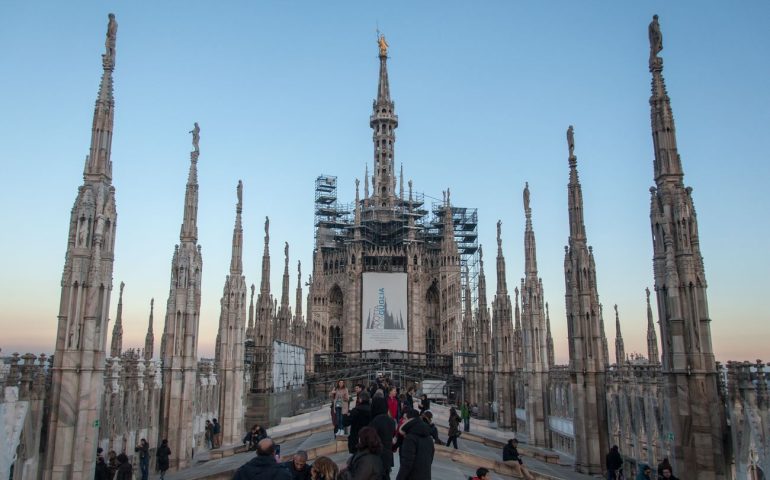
[606,445,681,480]
[93,438,171,480]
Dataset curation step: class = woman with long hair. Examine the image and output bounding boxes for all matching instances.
[446,406,461,449]
[331,379,350,435]
[311,456,339,480]
[345,426,385,480]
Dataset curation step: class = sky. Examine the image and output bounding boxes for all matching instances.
[0,1,768,364]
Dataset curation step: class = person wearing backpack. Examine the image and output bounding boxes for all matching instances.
[395,409,434,480]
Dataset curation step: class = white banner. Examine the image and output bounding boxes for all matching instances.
[362,272,408,351]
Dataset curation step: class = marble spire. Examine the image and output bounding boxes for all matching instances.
[647,16,726,476]
[110,281,125,358]
[614,304,625,366]
[216,180,247,446]
[645,288,659,365]
[44,14,119,479]
[546,302,555,368]
[144,298,154,361]
[563,125,609,474]
[520,182,551,447]
[159,124,204,470]
[492,220,515,428]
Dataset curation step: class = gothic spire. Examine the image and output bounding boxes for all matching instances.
[646,287,659,364]
[495,220,508,295]
[649,15,683,184]
[110,281,124,357]
[230,181,244,274]
[295,261,303,323]
[246,284,255,340]
[478,244,488,312]
[566,125,586,243]
[84,13,117,182]
[523,182,538,278]
[370,33,398,206]
[144,298,154,361]
[180,123,200,243]
[280,242,290,312]
[260,216,271,294]
[546,302,555,367]
[614,304,625,365]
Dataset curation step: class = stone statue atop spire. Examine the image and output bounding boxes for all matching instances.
[567,125,575,159]
[103,13,117,69]
[190,122,200,154]
[264,216,270,243]
[523,181,531,213]
[649,14,663,65]
[237,179,243,210]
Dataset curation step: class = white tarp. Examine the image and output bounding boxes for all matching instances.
[271,341,306,392]
[362,272,408,351]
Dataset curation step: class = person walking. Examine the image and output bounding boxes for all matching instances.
[369,393,396,478]
[344,426,385,480]
[446,407,461,449]
[606,445,623,480]
[156,439,171,480]
[344,391,372,454]
[660,466,679,480]
[395,409,435,480]
[502,439,533,480]
[311,456,339,480]
[232,438,292,480]
[331,380,350,435]
[134,438,150,480]
[461,402,471,432]
[114,453,133,480]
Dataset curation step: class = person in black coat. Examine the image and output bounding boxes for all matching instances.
[156,439,171,480]
[280,451,312,480]
[369,395,395,476]
[418,395,430,415]
[345,426,385,480]
[114,453,133,480]
[232,439,292,480]
[420,411,441,445]
[344,391,372,454]
[395,409,435,480]
[94,456,110,480]
[606,445,623,480]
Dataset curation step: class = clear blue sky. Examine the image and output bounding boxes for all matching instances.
[1,1,768,363]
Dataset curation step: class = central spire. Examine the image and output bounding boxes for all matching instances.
[370,33,399,207]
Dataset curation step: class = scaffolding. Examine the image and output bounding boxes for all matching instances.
[430,204,480,311]
[314,175,352,248]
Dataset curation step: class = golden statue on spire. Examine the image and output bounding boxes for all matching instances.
[378,33,389,57]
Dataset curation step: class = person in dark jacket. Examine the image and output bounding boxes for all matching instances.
[446,407,461,449]
[281,450,312,480]
[106,450,118,477]
[418,395,430,415]
[606,445,623,480]
[395,409,435,480]
[156,439,171,480]
[657,458,672,478]
[502,439,533,480]
[344,391,372,454]
[369,395,395,477]
[345,426,385,480]
[244,424,268,451]
[420,411,441,445]
[134,438,150,480]
[94,456,110,480]
[115,453,133,480]
[660,466,679,480]
[232,438,292,480]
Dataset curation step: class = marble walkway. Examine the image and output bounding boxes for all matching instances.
[149,402,598,480]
